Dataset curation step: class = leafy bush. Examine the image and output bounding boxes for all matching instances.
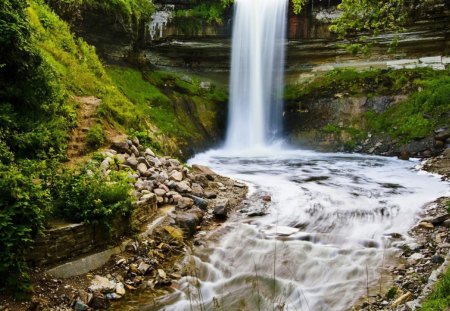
[56,163,134,226]
[86,123,105,150]
[0,162,51,298]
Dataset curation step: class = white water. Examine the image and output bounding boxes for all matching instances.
[148,149,448,311]
[225,0,287,150]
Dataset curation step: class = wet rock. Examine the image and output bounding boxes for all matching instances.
[89,292,108,309]
[431,255,445,264]
[213,199,229,219]
[188,195,208,210]
[204,191,217,199]
[89,276,116,293]
[428,214,450,225]
[192,164,216,176]
[74,300,89,311]
[435,128,450,141]
[398,150,410,160]
[261,195,271,202]
[174,207,203,235]
[191,183,204,197]
[443,219,450,228]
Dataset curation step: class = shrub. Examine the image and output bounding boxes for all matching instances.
[56,162,134,227]
[86,123,105,150]
[0,162,51,298]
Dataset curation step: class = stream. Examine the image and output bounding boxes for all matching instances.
[137,147,449,311]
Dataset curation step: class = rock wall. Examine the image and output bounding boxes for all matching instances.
[27,196,157,267]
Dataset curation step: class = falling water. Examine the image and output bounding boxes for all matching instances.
[225,0,287,150]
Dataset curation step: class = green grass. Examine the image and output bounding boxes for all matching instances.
[420,267,450,311]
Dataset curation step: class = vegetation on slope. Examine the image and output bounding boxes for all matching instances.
[285,67,450,145]
[420,266,450,311]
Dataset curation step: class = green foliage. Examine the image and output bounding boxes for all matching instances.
[329,0,409,53]
[386,287,398,299]
[420,266,450,311]
[86,123,105,150]
[55,162,134,226]
[0,162,51,297]
[365,73,450,142]
[322,124,341,134]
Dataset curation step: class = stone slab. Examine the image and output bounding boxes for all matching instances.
[419,56,442,64]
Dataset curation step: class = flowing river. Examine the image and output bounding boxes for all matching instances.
[142,146,448,311]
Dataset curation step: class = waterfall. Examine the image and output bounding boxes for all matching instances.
[225,0,288,150]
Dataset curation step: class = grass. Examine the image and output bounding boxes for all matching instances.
[420,267,450,311]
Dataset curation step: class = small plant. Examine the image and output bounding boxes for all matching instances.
[86,123,105,150]
[386,287,397,300]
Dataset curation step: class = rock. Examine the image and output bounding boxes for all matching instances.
[157,269,167,279]
[113,141,129,153]
[428,214,450,225]
[126,155,139,169]
[175,208,203,235]
[130,145,139,157]
[89,292,108,309]
[147,156,161,167]
[408,253,424,264]
[188,195,208,210]
[89,276,116,293]
[181,75,193,84]
[154,188,166,197]
[175,181,192,193]
[420,56,442,64]
[392,291,412,307]
[431,255,445,264]
[199,81,212,90]
[435,140,445,149]
[261,195,271,202]
[145,148,155,157]
[137,163,148,175]
[192,164,217,176]
[138,262,151,275]
[74,300,89,311]
[169,171,183,182]
[105,293,121,300]
[213,199,229,219]
[191,183,204,197]
[435,128,450,141]
[205,191,217,199]
[419,222,434,229]
[178,197,194,209]
[131,137,139,146]
[234,182,246,188]
[115,283,126,295]
[398,150,410,161]
[442,219,450,228]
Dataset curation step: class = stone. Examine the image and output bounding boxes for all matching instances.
[431,255,445,264]
[213,199,229,219]
[147,156,161,167]
[88,275,116,293]
[158,269,167,279]
[419,222,434,229]
[175,208,203,235]
[387,59,419,67]
[154,188,166,197]
[169,171,183,182]
[435,128,450,141]
[130,145,140,157]
[138,262,151,275]
[428,214,450,225]
[137,163,148,175]
[442,219,450,228]
[261,195,271,202]
[398,150,410,161]
[145,148,155,157]
[178,197,194,209]
[189,195,208,210]
[126,155,139,169]
[115,283,126,295]
[408,253,424,261]
[435,140,445,149]
[74,300,89,311]
[205,191,217,199]
[419,56,442,64]
[391,291,412,307]
[442,56,450,64]
[113,141,130,153]
[175,181,192,193]
[181,75,193,84]
[191,184,204,197]
[131,137,139,146]
[192,164,217,176]
[89,292,108,309]
[199,81,212,90]
[431,64,446,70]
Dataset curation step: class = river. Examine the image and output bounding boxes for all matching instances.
[140,146,449,311]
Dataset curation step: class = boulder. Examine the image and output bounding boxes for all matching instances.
[113,141,130,153]
[115,283,126,296]
[137,163,148,175]
[192,164,217,176]
[191,183,204,197]
[145,148,155,157]
[174,207,203,235]
[154,188,167,197]
[130,145,140,157]
[126,155,139,169]
[131,137,139,146]
[188,195,209,211]
[169,171,183,182]
[175,181,192,193]
[89,292,109,309]
[213,199,229,219]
